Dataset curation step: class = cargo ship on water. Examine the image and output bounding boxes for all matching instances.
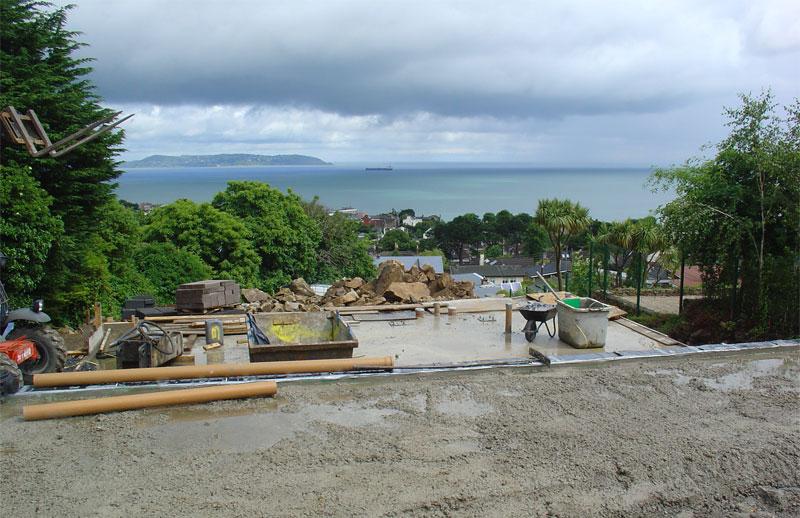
[365,165,393,171]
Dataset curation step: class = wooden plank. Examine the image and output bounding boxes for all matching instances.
[353,311,417,322]
[144,313,245,322]
[615,318,683,346]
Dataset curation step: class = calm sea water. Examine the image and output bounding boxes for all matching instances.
[114,163,673,221]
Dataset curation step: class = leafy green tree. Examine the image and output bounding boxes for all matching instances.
[535,199,590,290]
[419,248,449,270]
[434,213,483,264]
[522,222,549,257]
[652,91,799,338]
[133,243,213,304]
[143,199,260,287]
[1,0,128,321]
[398,208,415,222]
[509,213,534,255]
[212,181,321,291]
[303,198,375,282]
[379,229,417,252]
[485,244,503,258]
[0,164,64,299]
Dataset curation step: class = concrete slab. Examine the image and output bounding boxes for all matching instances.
[349,310,675,367]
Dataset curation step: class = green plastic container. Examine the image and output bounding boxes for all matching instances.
[563,298,581,308]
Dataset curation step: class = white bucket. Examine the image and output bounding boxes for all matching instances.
[556,297,611,348]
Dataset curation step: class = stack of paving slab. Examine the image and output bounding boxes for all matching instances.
[176,280,241,312]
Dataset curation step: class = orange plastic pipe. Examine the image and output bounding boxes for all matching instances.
[34,356,394,387]
[23,381,277,421]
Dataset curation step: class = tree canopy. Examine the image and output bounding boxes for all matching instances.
[535,198,590,290]
[652,91,799,338]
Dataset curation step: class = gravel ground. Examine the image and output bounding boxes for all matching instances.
[1,348,798,517]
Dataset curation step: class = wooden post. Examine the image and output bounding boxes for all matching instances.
[93,302,102,328]
[505,302,512,334]
[433,302,441,316]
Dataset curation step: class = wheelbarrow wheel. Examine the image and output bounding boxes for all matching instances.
[523,320,537,342]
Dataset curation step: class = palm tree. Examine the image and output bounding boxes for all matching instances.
[534,199,590,290]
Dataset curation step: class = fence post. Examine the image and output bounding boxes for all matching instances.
[603,245,609,299]
[678,252,686,315]
[636,252,642,316]
[587,241,594,297]
[731,253,739,320]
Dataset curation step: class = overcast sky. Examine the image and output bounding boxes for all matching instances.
[55,0,799,165]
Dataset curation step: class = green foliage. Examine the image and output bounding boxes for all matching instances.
[522,222,548,257]
[485,244,503,258]
[303,198,376,282]
[651,91,800,339]
[133,243,212,304]
[419,248,449,270]
[0,164,63,299]
[53,200,153,320]
[213,181,321,290]
[379,228,417,252]
[143,199,260,287]
[535,198,590,290]
[434,213,482,263]
[1,0,129,323]
[398,208,415,221]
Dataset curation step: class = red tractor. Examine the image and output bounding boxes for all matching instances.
[0,251,67,395]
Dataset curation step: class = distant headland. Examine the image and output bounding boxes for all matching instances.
[123,153,331,168]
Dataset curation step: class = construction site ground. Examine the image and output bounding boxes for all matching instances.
[1,348,798,517]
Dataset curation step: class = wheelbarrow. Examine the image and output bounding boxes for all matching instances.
[518,302,557,342]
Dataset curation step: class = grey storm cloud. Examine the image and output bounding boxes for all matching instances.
[62,0,799,118]
[51,0,800,163]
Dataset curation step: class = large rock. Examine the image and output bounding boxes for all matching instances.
[343,277,364,290]
[429,273,453,292]
[383,282,431,303]
[374,260,406,295]
[274,288,296,302]
[284,301,302,312]
[421,264,437,282]
[332,289,359,306]
[242,288,272,303]
[431,280,475,300]
[289,278,316,297]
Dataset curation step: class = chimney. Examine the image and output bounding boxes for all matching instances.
[479,252,485,265]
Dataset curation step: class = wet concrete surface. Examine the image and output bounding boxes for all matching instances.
[1,348,798,517]
[351,310,666,366]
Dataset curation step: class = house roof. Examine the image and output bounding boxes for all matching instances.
[373,255,444,273]
[451,261,570,278]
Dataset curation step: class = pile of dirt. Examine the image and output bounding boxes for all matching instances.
[239,260,475,313]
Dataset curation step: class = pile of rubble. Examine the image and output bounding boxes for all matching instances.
[240,260,475,313]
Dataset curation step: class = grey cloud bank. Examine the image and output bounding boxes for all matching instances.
[56,0,800,163]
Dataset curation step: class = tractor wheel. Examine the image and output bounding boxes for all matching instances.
[8,326,66,383]
[0,353,23,395]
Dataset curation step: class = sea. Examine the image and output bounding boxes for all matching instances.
[114,163,674,221]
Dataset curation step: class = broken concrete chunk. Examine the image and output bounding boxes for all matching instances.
[374,260,406,295]
[384,282,431,303]
[242,288,272,303]
[343,277,364,290]
[289,278,316,297]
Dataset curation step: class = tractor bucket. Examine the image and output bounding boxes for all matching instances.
[0,106,133,158]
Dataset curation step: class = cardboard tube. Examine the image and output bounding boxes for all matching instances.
[34,356,394,388]
[23,381,277,421]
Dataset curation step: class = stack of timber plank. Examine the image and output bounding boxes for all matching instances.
[176,280,241,312]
